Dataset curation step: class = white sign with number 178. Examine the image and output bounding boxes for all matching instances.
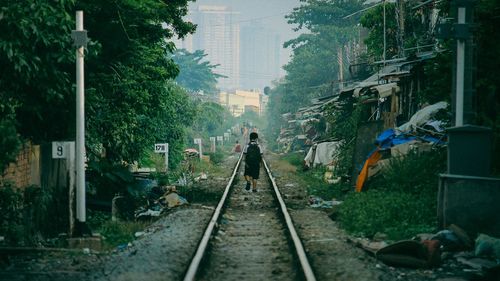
[155,143,168,153]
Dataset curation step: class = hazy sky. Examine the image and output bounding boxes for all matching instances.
[190,0,302,69]
[190,0,301,39]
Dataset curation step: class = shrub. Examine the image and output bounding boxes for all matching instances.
[338,148,446,240]
[372,148,446,194]
[100,220,147,248]
[282,152,304,168]
[339,190,436,240]
[206,150,225,165]
[0,184,24,244]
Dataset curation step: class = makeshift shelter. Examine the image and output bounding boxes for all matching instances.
[304,141,340,168]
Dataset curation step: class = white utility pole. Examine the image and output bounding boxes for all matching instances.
[455,7,466,126]
[199,141,203,160]
[165,143,169,172]
[75,11,86,222]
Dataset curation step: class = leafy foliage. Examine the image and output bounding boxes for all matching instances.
[172,49,225,95]
[325,102,362,176]
[339,149,446,240]
[188,102,234,140]
[76,0,197,165]
[339,190,436,240]
[0,184,68,246]
[100,220,147,248]
[0,0,198,171]
[0,0,75,168]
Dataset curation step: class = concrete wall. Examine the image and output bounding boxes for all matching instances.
[438,174,500,237]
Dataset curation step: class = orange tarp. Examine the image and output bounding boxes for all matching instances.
[355,149,382,192]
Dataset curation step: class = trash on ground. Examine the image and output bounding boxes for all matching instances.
[194,172,208,181]
[116,244,128,252]
[160,187,188,208]
[432,230,462,251]
[376,239,441,268]
[135,208,162,220]
[475,233,500,260]
[456,256,498,270]
[348,237,388,256]
[134,231,145,238]
[308,195,342,208]
[222,214,235,221]
[431,224,472,251]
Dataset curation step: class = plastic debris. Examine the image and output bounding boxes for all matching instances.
[135,209,161,219]
[82,248,90,255]
[308,195,342,208]
[134,231,145,238]
[475,234,500,260]
[431,230,461,251]
[116,244,128,252]
[456,257,498,270]
[222,214,235,221]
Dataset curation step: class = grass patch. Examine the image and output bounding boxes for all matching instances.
[100,220,148,248]
[339,190,436,240]
[338,149,446,240]
[281,152,347,200]
[282,152,304,168]
[300,168,345,200]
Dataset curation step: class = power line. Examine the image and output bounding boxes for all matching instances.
[196,12,289,27]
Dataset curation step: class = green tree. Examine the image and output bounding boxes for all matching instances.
[359,3,398,60]
[190,102,233,138]
[265,0,363,140]
[75,0,197,164]
[0,0,76,166]
[172,49,225,95]
[0,0,198,172]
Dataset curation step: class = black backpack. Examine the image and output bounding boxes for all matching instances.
[246,142,261,164]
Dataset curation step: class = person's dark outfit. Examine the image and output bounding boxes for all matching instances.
[243,140,263,180]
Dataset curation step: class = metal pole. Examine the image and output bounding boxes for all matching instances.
[165,143,169,172]
[75,11,86,222]
[68,142,76,236]
[455,7,466,126]
[383,0,387,65]
[199,141,203,160]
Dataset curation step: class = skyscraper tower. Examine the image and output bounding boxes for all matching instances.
[188,5,240,90]
[240,22,281,90]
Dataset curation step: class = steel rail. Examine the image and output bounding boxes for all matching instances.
[262,158,317,281]
[183,153,244,281]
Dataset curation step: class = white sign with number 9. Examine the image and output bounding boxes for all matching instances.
[52,142,68,159]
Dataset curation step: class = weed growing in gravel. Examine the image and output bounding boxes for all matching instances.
[281,152,304,168]
[100,220,148,249]
[282,152,347,200]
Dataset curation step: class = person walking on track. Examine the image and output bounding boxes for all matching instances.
[243,132,263,192]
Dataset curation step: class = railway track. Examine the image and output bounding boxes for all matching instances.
[183,153,316,281]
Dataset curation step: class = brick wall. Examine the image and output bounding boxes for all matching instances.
[1,143,40,188]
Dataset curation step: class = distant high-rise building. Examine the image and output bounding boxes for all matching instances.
[177,5,240,90]
[240,22,281,91]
